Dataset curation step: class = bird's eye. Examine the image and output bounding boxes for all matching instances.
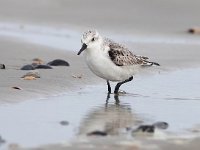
[91,38,95,42]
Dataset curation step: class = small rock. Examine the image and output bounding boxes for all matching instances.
[188,27,200,34]
[60,121,69,126]
[47,59,70,66]
[12,86,22,90]
[0,136,6,146]
[21,71,40,78]
[34,65,52,69]
[32,58,44,65]
[23,76,36,80]
[0,64,5,69]
[132,122,169,136]
[136,125,155,133]
[71,74,83,79]
[8,143,21,149]
[0,136,6,144]
[87,131,108,136]
[21,64,35,70]
[153,122,169,129]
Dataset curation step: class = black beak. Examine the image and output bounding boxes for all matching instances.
[77,43,87,55]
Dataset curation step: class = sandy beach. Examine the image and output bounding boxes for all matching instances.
[0,0,200,149]
[0,37,100,103]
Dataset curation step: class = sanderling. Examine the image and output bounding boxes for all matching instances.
[77,30,160,94]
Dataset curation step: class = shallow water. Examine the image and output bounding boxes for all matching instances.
[0,68,200,148]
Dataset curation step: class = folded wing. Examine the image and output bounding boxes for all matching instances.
[107,41,159,66]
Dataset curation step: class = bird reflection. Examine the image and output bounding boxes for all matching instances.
[78,94,142,136]
[105,94,120,107]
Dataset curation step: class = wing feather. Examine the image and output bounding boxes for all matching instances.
[107,41,149,66]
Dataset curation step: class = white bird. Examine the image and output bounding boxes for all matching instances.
[77,30,159,94]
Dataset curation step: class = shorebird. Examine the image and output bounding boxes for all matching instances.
[77,30,159,94]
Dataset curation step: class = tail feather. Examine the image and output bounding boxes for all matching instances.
[142,61,160,67]
[150,61,160,66]
[135,55,160,66]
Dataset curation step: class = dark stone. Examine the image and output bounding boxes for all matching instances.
[21,65,35,70]
[34,65,52,69]
[136,125,155,133]
[0,136,6,145]
[60,121,69,126]
[132,122,169,136]
[0,64,5,69]
[12,86,22,90]
[87,131,107,136]
[153,122,169,129]
[32,63,39,67]
[47,59,70,66]
[188,28,195,33]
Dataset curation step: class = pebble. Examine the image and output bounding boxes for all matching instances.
[60,121,69,126]
[32,58,44,65]
[0,136,6,145]
[8,143,21,149]
[22,71,40,78]
[131,121,169,136]
[21,59,69,70]
[0,64,5,69]
[136,125,155,133]
[21,64,52,70]
[71,74,83,78]
[34,65,52,69]
[188,27,200,34]
[12,86,22,90]
[153,122,169,129]
[23,76,36,80]
[47,59,70,66]
[21,64,35,70]
[87,131,108,136]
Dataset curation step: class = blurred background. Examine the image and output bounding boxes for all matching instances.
[0,0,200,34]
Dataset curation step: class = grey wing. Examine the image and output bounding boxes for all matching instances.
[108,42,146,66]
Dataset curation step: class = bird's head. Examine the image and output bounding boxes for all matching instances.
[77,30,101,55]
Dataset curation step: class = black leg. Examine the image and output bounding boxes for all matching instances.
[107,80,111,94]
[114,76,133,94]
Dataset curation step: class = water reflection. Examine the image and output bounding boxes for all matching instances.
[78,94,142,136]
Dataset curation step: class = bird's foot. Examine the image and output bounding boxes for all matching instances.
[114,90,127,95]
[119,90,126,94]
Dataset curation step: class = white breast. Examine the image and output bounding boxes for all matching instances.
[84,48,138,82]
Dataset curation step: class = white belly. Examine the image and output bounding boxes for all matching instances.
[84,50,138,82]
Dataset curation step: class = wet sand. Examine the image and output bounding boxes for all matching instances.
[0,37,101,103]
[0,0,200,149]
